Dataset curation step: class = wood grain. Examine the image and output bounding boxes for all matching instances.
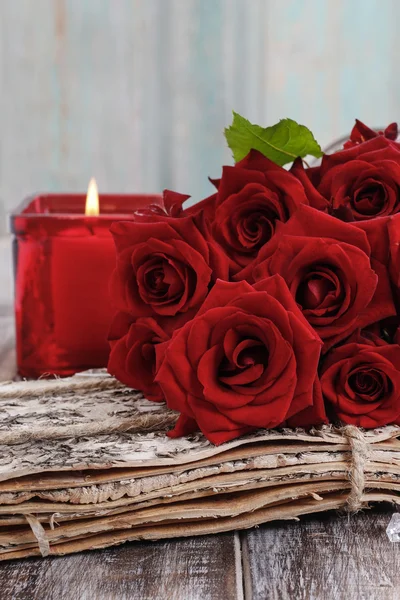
[0,535,241,600]
[242,506,399,600]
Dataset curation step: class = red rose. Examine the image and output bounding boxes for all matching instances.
[311,137,400,220]
[156,276,326,445]
[237,205,395,351]
[208,149,326,275]
[108,313,168,401]
[290,158,329,211]
[135,190,191,218]
[110,214,229,333]
[183,193,216,220]
[321,332,400,428]
[355,212,400,293]
[140,189,216,220]
[343,212,400,332]
[389,215,400,291]
[343,119,398,149]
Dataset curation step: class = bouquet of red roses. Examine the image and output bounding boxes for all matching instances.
[107,115,400,445]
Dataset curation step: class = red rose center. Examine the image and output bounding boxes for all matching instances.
[141,341,156,365]
[238,210,276,249]
[296,268,341,312]
[352,182,387,216]
[219,337,269,386]
[143,257,185,302]
[347,366,389,401]
[147,267,166,291]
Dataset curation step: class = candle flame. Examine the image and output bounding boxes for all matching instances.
[85,178,99,215]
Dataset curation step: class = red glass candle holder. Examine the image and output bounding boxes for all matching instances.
[11,193,162,378]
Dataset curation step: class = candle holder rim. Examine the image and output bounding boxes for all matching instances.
[11,192,163,218]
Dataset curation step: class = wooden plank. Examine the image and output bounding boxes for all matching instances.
[242,506,400,600]
[0,534,241,600]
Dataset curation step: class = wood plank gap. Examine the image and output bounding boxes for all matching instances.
[239,531,252,600]
[234,531,245,600]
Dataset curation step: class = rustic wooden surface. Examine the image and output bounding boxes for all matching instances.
[1,312,400,599]
[0,534,241,600]
[242,509,400,600]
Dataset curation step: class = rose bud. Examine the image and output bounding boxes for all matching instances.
[343,119,398,149]
[136,189,216,220]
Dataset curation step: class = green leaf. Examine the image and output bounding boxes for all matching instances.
[224,112,323,166]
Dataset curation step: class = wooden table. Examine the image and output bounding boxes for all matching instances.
[1,313,399,600]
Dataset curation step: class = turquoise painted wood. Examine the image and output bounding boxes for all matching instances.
[0,0,400,215]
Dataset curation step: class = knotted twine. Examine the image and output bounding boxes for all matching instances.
[341,424,370,512]
[0,373,126,399]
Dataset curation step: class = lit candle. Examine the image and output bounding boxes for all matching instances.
[11,184,162,377]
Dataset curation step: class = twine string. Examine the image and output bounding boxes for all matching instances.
[25,514,50,557]
[0,375,125,399]
[341,424,370,512]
